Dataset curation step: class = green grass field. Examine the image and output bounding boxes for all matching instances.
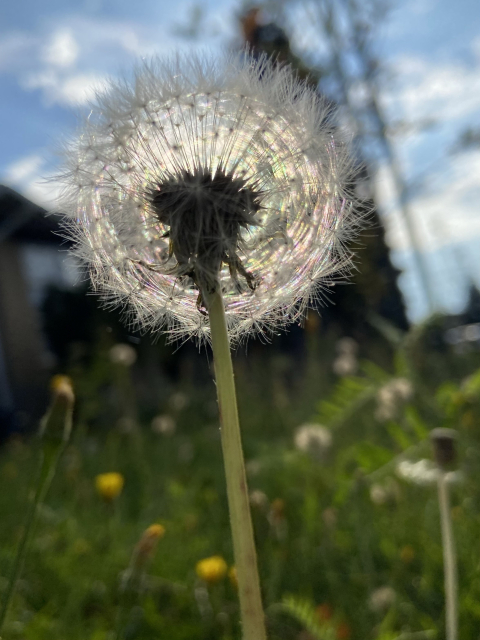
[1,328,480,640]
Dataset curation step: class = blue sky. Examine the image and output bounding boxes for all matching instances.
[1,0,479,321]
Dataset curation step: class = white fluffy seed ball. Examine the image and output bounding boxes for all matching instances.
[58,53,359,342]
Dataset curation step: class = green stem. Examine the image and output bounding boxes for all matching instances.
[206,288,267,640]
[115,569,138,640]
[0,443,65,632]
[437,471,458,640]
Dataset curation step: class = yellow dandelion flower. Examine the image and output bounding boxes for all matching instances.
[196,555,228,584]
[50,374,73,391]
[145,523,166,538]
[40,375,74,443]
[95,472,124,502]
[132,523,165,570]
[49,375,75,405]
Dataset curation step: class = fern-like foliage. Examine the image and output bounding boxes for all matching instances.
[316,372,378,430]
[280,595,336,640]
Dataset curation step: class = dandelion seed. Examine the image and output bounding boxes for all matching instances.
[58,53,358,342]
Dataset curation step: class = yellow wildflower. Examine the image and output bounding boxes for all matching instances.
[40,375,75,443]
[195,555,228,584]
[95,472,124,502]
[132,523,165,570]
[50,374,73,392]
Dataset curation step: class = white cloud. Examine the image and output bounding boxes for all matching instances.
[59,73,107,104]
[22,177,62,211]
[42,29,79,68]
[4,154,44,184]
[0,15,200,107]
[2,153,61,209]
[382,49,480,124]
[375,151,480,253]
[23,70,108,106]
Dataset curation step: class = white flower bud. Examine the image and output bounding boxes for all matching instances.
[151,414,176,435]
[109,343,137,366]
[294,423,332,460]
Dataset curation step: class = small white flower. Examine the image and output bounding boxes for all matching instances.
[249,490,268,510]
[169,391,189,412]
[109,343,137,366]
[151,414,176,435]
[396,459,461,486]
[58,53,358,342]
[245,459,262,478]
[375,377,414,422]
[369,478,400,505]
[294,423,332,459]
[368,586,396,613]
[336,336,358,355]
[369,483,389,506]
[332,352,357,376]
[390,378,414,402]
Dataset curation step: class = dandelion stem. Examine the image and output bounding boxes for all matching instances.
[0,443,65,632]
[206,287,267,640]
[437,471,458,640]
[0,379,73,633]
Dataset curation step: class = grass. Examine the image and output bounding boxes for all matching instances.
[1,329,480,639]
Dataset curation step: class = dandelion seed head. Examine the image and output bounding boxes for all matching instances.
[151,413,176,436]
[58,53,358,341]
[375,377,414,422]
[368,586,396,613]
[430,427,458,468]
[396,459,461,486]
[294,423,332,459]
[109,342,137,366]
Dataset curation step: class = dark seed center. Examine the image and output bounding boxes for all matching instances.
[148,168,261,295]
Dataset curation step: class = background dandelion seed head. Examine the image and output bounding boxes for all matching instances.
[58,53,359,342]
